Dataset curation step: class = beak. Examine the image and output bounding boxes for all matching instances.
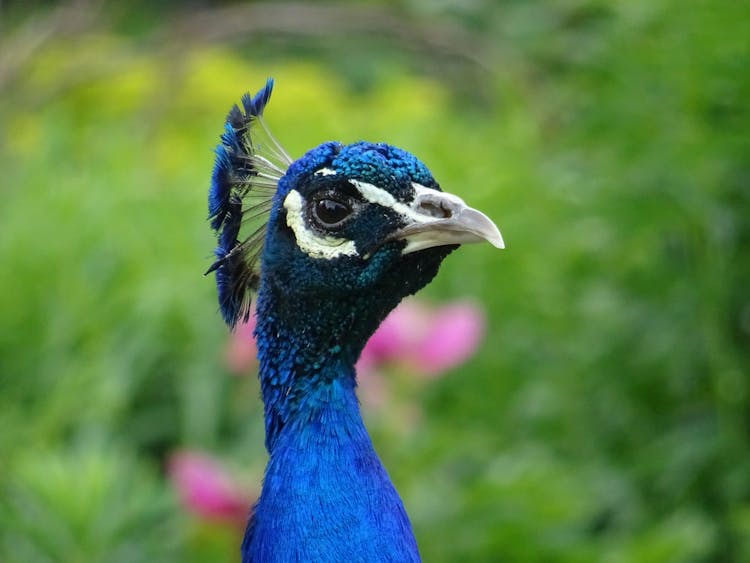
[391,185,505,254]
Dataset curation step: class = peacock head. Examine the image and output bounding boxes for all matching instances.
[208,79,503,331]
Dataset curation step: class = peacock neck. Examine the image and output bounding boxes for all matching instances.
[246,281,421,562]
[253,279,398,451]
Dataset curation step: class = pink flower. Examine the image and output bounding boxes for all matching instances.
[225,312,258,375]
[168,450,252,525]
[411,302,486,376]
[357,300,486,379]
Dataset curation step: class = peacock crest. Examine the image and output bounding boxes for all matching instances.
[207,78,292,327]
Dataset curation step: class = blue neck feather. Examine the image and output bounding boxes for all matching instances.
[243,279,421,562]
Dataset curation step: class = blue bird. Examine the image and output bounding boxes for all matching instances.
[208,79,503,562]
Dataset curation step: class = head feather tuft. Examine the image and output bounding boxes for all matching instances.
[207,78,290,327]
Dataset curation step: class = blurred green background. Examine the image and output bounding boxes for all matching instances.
[1,0,749,561]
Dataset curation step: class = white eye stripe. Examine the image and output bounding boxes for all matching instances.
[348,179,437,224]
[283,190,358,259]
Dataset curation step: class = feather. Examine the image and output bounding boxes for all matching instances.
[207,78,291,327]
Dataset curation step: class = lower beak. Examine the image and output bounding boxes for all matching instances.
[390,185,505,254]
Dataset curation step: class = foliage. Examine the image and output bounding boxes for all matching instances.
[0,0,748,561]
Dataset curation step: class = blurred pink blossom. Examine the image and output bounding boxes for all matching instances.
[168,450,252,526]
[357,300,486,379]
[225,312,258,375]
[411,302,486,376]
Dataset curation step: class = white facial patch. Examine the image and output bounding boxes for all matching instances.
[348,179,426,224]
[283,190,358,260]
[348,179,494,255]
[349,179,458,224]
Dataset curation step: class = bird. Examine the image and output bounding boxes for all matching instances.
[207,78,503,563]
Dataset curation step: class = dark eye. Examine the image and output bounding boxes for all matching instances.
[313,198,352,227]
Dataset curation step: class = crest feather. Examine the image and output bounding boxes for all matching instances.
[207,78,291,327]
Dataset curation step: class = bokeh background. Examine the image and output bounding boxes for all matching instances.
[1,0,749,561]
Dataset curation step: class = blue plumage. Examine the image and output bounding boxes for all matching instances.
[207,78,286,326]
[208,80,503,562]
[209,78,274,230]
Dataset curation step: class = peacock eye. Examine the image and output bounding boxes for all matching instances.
[313,198,352,227]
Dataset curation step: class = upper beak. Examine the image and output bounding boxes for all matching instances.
[390,185,505,254]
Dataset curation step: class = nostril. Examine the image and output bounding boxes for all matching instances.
[418,199,452,219]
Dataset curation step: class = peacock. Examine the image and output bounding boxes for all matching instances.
[208,79,503,562]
